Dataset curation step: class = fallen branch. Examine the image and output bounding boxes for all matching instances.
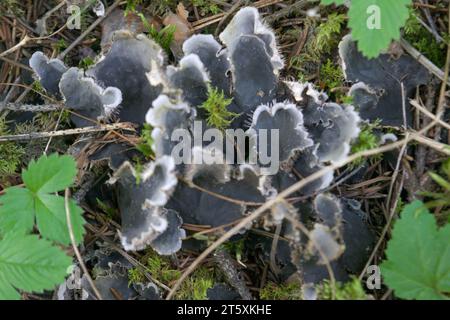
[0,102,61,112]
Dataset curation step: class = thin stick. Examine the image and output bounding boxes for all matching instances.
[0,123,135,142]
[410,99,450,131]
[64,189,103,300]
[0,102,60,112]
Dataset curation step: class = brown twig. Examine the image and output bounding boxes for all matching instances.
[0,123,136,142]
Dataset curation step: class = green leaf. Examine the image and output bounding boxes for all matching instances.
[0,232,72,300]
[35,195,85,245]
[348,0,412,58]
[0,154,85,245]
[22,153,77,194]
[0,187,34,235]
[380,200,450,300]
[321,0,346,5]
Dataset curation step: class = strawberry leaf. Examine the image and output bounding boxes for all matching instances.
[380,201,450,300]
[0,154,85,245]
[0,233,72,300]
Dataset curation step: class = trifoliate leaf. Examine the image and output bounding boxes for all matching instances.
[22,153,77,194]
[0,154,85,245]
[0,233,72,300]
[380,201,450,300]
[348,0,412,58]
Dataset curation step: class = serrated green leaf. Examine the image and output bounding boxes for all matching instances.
[22,153,77,194]
[0,233,72,300]
[348,0,412,58]
[0,187,34,235]
[0,154,85,245]
[35,195,85,245]
[380,200,450,300]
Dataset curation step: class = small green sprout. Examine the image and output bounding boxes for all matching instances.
[138,12,176,54]
[200,86,239,131]
[124,0,142,15]
[78,56,95,69]
[136,123,155,159]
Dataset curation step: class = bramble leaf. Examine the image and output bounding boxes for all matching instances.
[0,233,72,300]
[380,201,450,300]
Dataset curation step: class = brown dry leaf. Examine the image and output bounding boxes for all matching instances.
[163,4,193,58]
[176,2,189,22]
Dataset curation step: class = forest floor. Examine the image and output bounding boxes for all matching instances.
[0,0,449,301]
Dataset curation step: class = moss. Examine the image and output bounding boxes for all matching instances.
[317,277,368,300]
[200,86,238,131]
[314,13,346,55]
[176,267,215,300]
[0,0,24,17]
[290,13,345,81]
[404,10,446,68]
[319,59,344,91]
[0,115,25,180]
[260,281,302,300]
[128,268,146,285]
[137,250,215,299]
[349,121,382,168]
[193,0,221,16]
[145,253,181,284]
